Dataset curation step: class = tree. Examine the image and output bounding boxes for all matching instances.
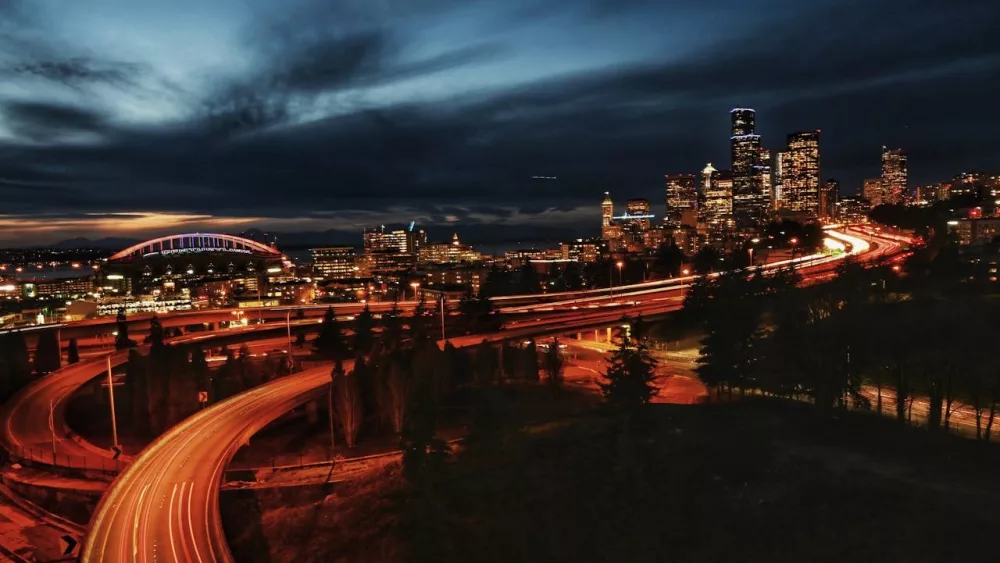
[401,350,448,485]
[294,332,306,348]
[600,317,658,423]
[334,364,363,448]
[145,315,165,349]
[544,338,565,387]
[0,333,31,402]
[114,308,133,350]
[523,340,540,382]
[692,245,722,274]
[655,242,684,277]
[409,297,429,343]
[474,340,497,386]
[380,355,410,435]
[34,330,62,375]
[383,301,404,345]
[312,306,346,360]
[353,303,374,353]
[67,338,80,364]
[189,347,210,400]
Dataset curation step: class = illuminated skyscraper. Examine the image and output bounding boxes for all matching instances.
[730,108,768,229]
[698,163,733,244]
[781,131,821,215]
[863,178,883,207]
[625,199,652,231]
[664,174,697,227]
[881,147,908,205]
[773,151,787,209]
[602,192,614,228]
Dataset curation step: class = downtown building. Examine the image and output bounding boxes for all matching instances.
[881,147,908,205]
[779,131,821,217]
[863,178,883,207]
[820,178,839,220]
[698,163,734,247]
[664,174,698,227]
[730,108,770,230]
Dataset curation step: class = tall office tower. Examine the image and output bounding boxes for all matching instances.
[602,192,614,228]
[698,163,733,244]
[782,131,821,215]
[754,147,772,217]
[665,174,697,227]
[625,198,652,231]
[881,147,908,205]
[773,151,787,209]
[730,108,767,230]
[863,178,883,207]
[363,225,409,254]
[820,178,840,219]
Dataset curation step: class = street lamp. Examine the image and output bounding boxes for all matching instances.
[682,268,690,276]
[409,281,420,301]
[748,238,760,265]
[789,237,799,259]
[616,260,624,288]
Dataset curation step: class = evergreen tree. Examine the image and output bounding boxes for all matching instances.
[34,330,62,375]
[383,301,404,345]
[353,303,374,353]
[114,308,132,350]
[334,362,364,448]
[145,315,165,348]
[312,306,346,359]
[409,296,429,343]
[294,332,306,348]
[0,333,31,401]
[600,317,658,422]
[189,347,210,400]
[67,337,80,364]
[544,338,565,388]
[474,340,497,386]
[401,353,448,485]
[523,340,540,382]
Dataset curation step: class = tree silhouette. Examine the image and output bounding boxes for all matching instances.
[145,315,165,349]
[600,317,658,424]
[523,340,540,382]
[114,308,132,350]
[353,303,374,353]
[312,306,346,360]
[334,364,363,448]
[34,330,62,375]
[544,338,565,388]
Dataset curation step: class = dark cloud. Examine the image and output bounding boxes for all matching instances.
[0,0,997,245]
[7,58,147,89]
[1,101,111,141]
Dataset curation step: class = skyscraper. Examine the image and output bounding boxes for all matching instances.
[665,174,697,227]
[773,151,787,209]
[698,163,733,245]
[730,108,768,230]
[602,191,614,228]
[863,178,883,207]
[781,131,821,215]
[881,147,908,205]
[820,178,839,219]
[625,199,652,231]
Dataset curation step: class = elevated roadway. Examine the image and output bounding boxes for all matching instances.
[83,227,908,562]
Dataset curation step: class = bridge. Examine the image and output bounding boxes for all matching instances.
[108,233,281,262]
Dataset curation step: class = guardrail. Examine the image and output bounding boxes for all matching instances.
[5,444,125,476]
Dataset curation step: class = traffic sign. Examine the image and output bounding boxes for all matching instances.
[111,445,122,460]
[60,534,79,557]
[198,391,209,403]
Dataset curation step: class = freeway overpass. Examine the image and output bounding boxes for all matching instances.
[82,227,907,563]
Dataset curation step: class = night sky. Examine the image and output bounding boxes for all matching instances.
[0,0,997,245]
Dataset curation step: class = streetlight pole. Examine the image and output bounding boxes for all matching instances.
[608,261,614,299]
[49,399,56,459]
[285,310,293,371]
[440,296,446,343]
[616,261,624,289]
[106,354,119,451]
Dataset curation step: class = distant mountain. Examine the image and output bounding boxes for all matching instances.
[49,237,142,250]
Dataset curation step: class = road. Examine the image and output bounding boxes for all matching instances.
[81,363,340,563]
[0,320,321,472]
[82,227,909,562]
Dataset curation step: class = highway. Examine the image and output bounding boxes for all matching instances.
[82,364,340,563]
[82,227,909,562]
[1,320,321,472]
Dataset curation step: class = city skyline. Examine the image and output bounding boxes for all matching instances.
[1,0,998,245]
